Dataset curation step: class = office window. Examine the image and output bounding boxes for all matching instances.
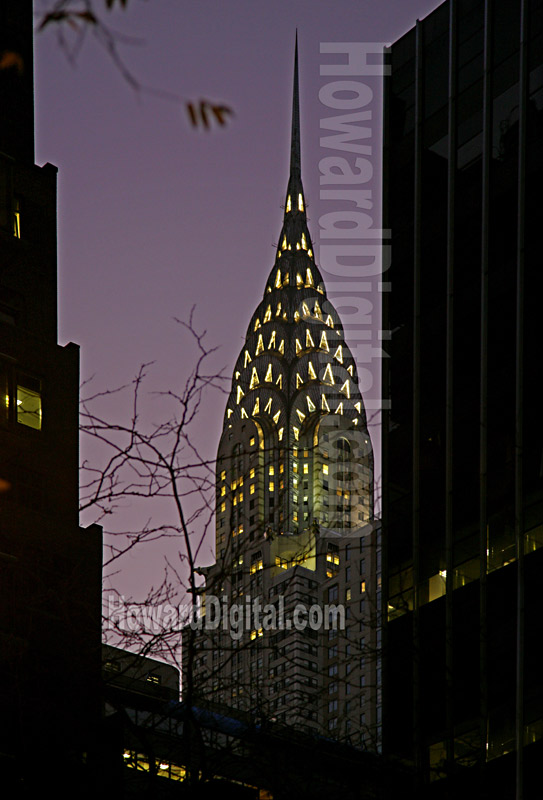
[17,377,42,430]
[13,197,21,238]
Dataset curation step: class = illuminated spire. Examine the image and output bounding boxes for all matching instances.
[290,31,301,180]
[278,33,313,257]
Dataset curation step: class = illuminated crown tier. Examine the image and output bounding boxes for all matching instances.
[217,38,372,538]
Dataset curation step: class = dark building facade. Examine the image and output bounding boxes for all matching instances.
[382,0,543,796]
[184,43,380,747]
[0,1,102,794]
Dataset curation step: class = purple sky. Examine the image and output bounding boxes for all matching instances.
[34,0,439,602]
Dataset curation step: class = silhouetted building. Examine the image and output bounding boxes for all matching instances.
[0,1,102,794]
[183,42,380,747]
[382,0,543,796]
[102,646,403,799]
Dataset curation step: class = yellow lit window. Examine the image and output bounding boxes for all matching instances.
[17,380,42,430]
[308,361,317,381]
[323,464,329,475]
[298,193,304,211]
[320,331,329,351]
[307,395,315,412]
[220,486,226,496]
[279,339,285,354]
[250,484,255,495]
[265,364,273,383]
[239,492,244,503]
[346,588,352,601]
[314,301,322,319]
[220,470,226,481]
[293,461,298,474]
[252,397,260,415]
[269,482,275,492]
[268,331,276,349]
[296,339,302,355]
[335,402,344,415]
[254,318,261,331]
[221,502,226,512]
[276,556,288,570]
[250,436,256,447]
[269,465,275,475]
[361,581,366,593]
[296,373,303,389]
[323,363,334,385]
[278,427,284,441]
[236,385,244,404]
[340,380,351,399]
[13,197,21,239]
[264,398,272,414]
[333,345,344,364]
[296,273,303,287]
[250,367,259,390]
[256,335,264,355]
[250,467,255,478]
[273,410,281,424]
[326,315,334,328]
[303,463,309,475]
[296,409,306,423]
[263,305,272,323]
[306,329,315,348]
[286,195,292,212]
[301,233,308,250]
[275,269,282,288]
[322,394,330,412]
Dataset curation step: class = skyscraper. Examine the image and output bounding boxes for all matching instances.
[184,40,378,747]
[382,0,543,796]
[0,1,102,793]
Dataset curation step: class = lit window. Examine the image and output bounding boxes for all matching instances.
[269,465,274,475]
[275,556,288,570]
[250,484,255,495]
[265,364,273,383]
[220,502,226,512]
[256,335,264,355]
[17,379,42,430]
[323,464,329,476]
[269,482,274,492]
[303,464,309,475]
[298,193,304,211]
[323,363,334,385]
[220,470,226,481]
[361,581,366,593]
[286,195,292,212]
[220,486,226,496]
[346,588,352,601]
[250,436,255,447]
[13,197,21,238]
[146,673,161,685]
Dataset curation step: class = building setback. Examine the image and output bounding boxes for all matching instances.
[0,1,102,795]
[382,0,543,796]
[183,41,380,748]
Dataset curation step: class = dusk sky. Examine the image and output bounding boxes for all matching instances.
[34,0,440,601]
